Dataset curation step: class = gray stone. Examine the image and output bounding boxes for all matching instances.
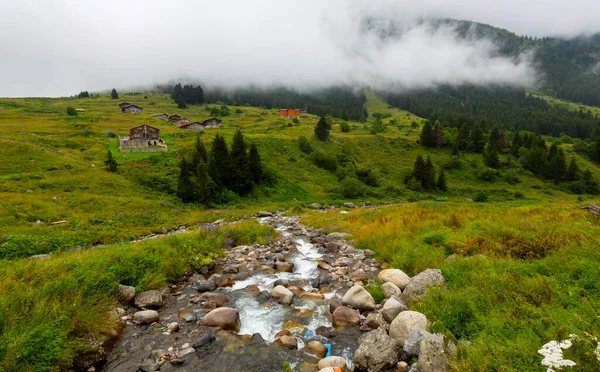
[333,306,360,327]
[381,282,401,299]
[381,297,408,323]
[134,290,163,309]
[353,328,400,372]
[342,284,375,311]
[202,307,241,332]
[306,203,322,209]
[257,211,273,217]
[116,284,135,304]
[418,333,455,372]
[401,269,446,305]
[403,329,432,356]
[389,311,428,346]
[194,280,217,292]
[132,310,159,324]
[343,202,358,208]
[317,356,347,371]
[361,312,389,332]
[378,269,411,289]
[272,285,294,305]
[326,232,353,242]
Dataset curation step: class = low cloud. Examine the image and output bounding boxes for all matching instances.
[0,0,575,97]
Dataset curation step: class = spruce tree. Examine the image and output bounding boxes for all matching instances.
[412,155,425,182]
[111,88,118,99]
[457,123,470,151]
[469,124,485,153]
[228,130,252,195]
[434,121,445,149]
[177,157,194,202]
[208,134,231,189]
[419,121,435,147]
[104,150,118,172]
[484,146,501,169]
[548,148,567,183]
[566,158,581,181]
[422,156,436,190]
[511,131,522,156]
[583,169,600,194]
[172,83,186,108]
[191,135,208,171]
[593,139,600,163]
[191,158,216,206]
[249,143,263,183]
[314,116,331,141]
[488,127,501,152]
[437,169,447,191]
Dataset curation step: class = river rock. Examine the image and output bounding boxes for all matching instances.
[354,328,400,372]
[397,361,409,372]
[132,310,159,324]
[349,271,368,283]
[329,298,343,314]
[401,269,446,305]
[381,297,407,323]
[381,282,401,299]
[275,335,298,349]
[193,280,216,292]
[343,202,357,208]
[307,203,322,209]
[342,284,375,311]
[403,329,431,356]
[302,291,325,300]
[378,269,411,289]
[116,284,136,304]
[333,306,360,326]
[306,340,328,358]
[272,285,294,305]
[244,284,261,296]
[418,333,454,372]
[389,311,428,346]
[134,290,163,309]
[326,232,353,242]
[167,322,180,333]
[275,262,294,272]
[202,307,241,332]
[200,292,228,308]
[361,312,388,332]
[178,308,196,322]
[318,262,331,270]
[274,279,290,287]
[257,211,273,217]
[317,356,347,371]
[319,368,343,372]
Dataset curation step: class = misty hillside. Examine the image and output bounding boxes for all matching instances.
[362,16,600,106]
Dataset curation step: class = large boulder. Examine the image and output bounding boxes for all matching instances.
[403,329,432,356]
[418,333,455,372]
[272,285,294,305]
[307,203,322,210]
[381,297,408,323]
[343,202,358,209]
[389,311,428,346]
[275,335,298,349]
[342,284,375,311]
[326,232,353,242]
[401,269,446,305]
[200,292,228,308]
[275,262,294,273]
[332,306,360,327]
[194,280,217,292]
[116,284,136,304]
[361,312,389,332]
[353,328,401,372]
[317,356,347,371]
[381,282,401,299]
[134,290,163,309]
[133,310,159,324]
[202,307,241,332]
[378,269,411,289]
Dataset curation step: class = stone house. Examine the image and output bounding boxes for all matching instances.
[121,104,143,113]
[119,124,167,153]
[151,113,168,120]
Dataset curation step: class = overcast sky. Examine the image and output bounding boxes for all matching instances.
[0,0,598,97]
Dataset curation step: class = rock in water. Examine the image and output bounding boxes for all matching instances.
[272,285,294,305]
[381,297,407,323]
[418,333,454,372]
[133,310,159,324]
[378,269,411,289]
[317,356,347,371]
[134,290,163,309]
[354,328,400,372]
[389,311,428,346]
[342,284,375,311]
[194,280,217,292]
[275,335,298,349]
[202,307,241,332]
[257,211,273,217]
[306,340,328,357]
[401,269,446,305]
[200,292,228,308]
[332,306,360,327]
[117,284,136,304]
[381,282,401,299]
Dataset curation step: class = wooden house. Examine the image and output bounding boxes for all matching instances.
[151,113,168,120]
[119,124,167,153]
[168,114,181,122]
[118,102,131,109]
[179,122,206,131]
[121,104,143,113]
[173,119,191,128]
[201,118,222,128]
[279,108,301,119]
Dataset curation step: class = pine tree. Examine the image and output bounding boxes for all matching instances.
[228,130,252,195]
[583,169,600,194]
[511,131,522,156]
[434,121,445,149]
[314,116,331,141]
[104,150,118,172]
[412,155,425,182]
[484,146,501,169]
[177,157,194,202]
[469,124,485,153]
[191,158,216,206]
[422,156,436,190]
[488,126,504,152]
[208,134,231,189]
[436,169,447,191]
[111,88,118,99]
[249,143,263,183]
[548,148,567,183]
[457,123,470,151]
[171,83,186,108]
[419,121,436,147]
[190,136,208,171]
[593,139,600,163]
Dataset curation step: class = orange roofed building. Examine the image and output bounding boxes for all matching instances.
[279,108,301,119]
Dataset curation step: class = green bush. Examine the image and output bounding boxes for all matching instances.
[66,107,77,116]
[340,122,350,132]
[298,136,312,154]
[474,192,488,202]
[309,150,338,171]
[365,281,385,304]
[340,177,366,198]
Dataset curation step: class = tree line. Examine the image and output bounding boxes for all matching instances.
[177,131,264,205]
[171,83,204,109]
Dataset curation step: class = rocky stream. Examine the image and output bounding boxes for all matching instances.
[97,212,454,372]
